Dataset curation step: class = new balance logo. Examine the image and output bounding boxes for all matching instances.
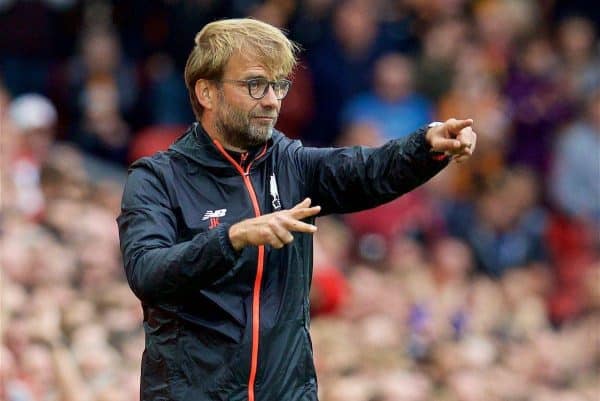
[203,209,226,230]
[202,209,227,220]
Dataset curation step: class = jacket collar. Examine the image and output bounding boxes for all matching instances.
[169,122,281,173]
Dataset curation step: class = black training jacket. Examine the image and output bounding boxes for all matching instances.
[117,123,448,401]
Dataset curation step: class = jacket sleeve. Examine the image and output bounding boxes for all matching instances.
[294,126,449,215]
[117,160,238,304]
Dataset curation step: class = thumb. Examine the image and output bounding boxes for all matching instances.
[292,197,312,209]
[446,118,473,133]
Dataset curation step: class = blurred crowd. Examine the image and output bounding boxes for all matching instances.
[1,0,599,400]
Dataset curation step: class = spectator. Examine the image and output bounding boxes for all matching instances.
[7,93,58,219]
[556,15,600,99]
[451,167,548,277]
[66,26,139,128]
[142,53,194,125]
[341,52,433,142]
[473,0,540,77]
[547,89,600,322]
[74,77,131,165]
[415,17,467,101]
[504,35,574,174]
[550,88,600,225]
[307,0,394,144]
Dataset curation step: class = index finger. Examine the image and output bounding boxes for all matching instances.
[289,205,321,220]
[446,118,473,133]
[291,197,312,210]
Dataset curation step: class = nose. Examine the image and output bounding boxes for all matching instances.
[259,84,279,109]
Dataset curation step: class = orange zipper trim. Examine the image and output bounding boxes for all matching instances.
[213,140,267,401]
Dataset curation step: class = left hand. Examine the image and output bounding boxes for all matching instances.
[426,118,477,163]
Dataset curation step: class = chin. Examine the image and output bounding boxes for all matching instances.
[248,127,273,145]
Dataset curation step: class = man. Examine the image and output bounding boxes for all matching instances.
[118,18,476,401]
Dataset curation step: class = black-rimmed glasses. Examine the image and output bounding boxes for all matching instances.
[218,78,292,100]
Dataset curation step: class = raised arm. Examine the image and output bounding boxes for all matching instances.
[294,119,476,215]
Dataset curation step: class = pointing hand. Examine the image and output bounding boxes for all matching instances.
[426,118,478,163]
[229,198,321,250]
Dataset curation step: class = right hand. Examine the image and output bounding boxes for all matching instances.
[229,198,321,250]
[425,118,477,163]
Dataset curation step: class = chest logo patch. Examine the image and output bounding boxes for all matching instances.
[202,209,227,220]
[202,209,227,230]
[270,174,281,211]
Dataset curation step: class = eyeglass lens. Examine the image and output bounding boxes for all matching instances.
[249,79,290,99]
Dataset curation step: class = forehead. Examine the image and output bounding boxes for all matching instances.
[223,52,275,79]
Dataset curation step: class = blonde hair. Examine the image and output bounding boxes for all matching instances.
[184,18,300,119]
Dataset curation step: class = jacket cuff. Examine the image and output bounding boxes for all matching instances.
[215,223,239,264]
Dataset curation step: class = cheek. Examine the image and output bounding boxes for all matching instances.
[221,97,252,118]
[231,104,251,122]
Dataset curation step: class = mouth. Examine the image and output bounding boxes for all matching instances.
[252,116,276,123]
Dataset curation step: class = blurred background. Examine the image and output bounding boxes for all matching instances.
[1,0,599,400]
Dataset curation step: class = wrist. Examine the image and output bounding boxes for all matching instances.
[425,121,444,147]
[228,222,245,251]
[425,121,450,161]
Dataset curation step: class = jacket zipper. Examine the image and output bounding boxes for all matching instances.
[213,140,267,401]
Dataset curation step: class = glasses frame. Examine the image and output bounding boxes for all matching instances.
[217,78,292,100]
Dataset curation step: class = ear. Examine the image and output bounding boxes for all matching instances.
[195,79,214,111]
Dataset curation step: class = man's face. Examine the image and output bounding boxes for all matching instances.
[214,53,282,150]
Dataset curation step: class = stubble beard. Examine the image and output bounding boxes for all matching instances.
[215,92,277,150]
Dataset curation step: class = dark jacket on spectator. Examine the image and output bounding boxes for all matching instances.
[117,123,447,401]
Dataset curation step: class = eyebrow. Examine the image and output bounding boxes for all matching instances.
[242,74,268,80]
[242,75,287,81]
